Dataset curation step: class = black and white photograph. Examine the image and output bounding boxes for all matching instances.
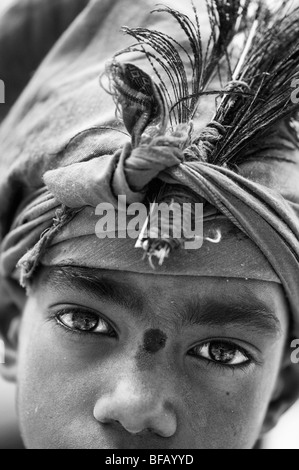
[1,0,299,452]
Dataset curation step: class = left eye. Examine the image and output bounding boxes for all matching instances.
[57,310,115,336]
[189,341,250,366]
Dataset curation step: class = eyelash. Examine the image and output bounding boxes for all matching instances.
[188,341,254,371]
[203,360,252,375]
[48,307,117,338]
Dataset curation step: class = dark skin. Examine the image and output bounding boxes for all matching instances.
[1,266,299,449]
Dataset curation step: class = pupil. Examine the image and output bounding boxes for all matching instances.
[73,314,97,331]
[209,343,236,363]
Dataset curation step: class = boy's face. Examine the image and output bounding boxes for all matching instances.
[16,267,288,449]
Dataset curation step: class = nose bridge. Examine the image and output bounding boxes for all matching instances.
[93,356,178,438]
[108,372,164,414]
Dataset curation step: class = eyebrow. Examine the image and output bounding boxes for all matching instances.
[39,266,144,314]
[182,298,281,337]
[40,267,281,337]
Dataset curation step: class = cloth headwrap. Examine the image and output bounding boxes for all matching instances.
[1,1,299,336]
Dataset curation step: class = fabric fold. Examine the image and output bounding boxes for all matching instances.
[1,0,299,340]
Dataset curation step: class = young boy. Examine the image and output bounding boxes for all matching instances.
[1,0,299,449]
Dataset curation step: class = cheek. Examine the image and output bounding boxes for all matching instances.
[187,345,284,449]
[16,301,109,449]
[188,378,262,449]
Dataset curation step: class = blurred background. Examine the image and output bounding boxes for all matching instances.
[0,0,12,12]
[0,380,23,449]
[0,0,299,450]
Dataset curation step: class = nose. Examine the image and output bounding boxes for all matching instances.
[93,379,177,438]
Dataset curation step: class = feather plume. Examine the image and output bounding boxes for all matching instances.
[211,2,299,166]
[104,0,299,265]
[117,0,253,127]
[114,0,299,165]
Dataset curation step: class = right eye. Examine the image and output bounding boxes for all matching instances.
[56,309,116,337]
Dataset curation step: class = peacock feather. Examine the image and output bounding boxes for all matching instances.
[103,0,299,266]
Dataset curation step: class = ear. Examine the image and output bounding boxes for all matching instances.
[0,278,26,383]
[261,345,299,435]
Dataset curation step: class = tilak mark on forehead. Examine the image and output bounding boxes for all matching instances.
[142,329,168,354]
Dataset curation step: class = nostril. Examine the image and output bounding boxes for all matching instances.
[125,428,153,437]
[97,417,148,436]
[97,416,121,426]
